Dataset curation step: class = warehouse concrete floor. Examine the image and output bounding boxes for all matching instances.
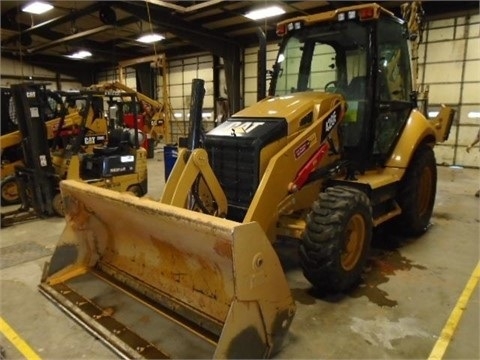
[0,147,479,359]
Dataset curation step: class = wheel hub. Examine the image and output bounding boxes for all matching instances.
[418,166,433,216]
[341,214,365,271]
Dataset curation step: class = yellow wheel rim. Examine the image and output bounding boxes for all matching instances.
[418,166,433,217]
[341,214,365,271]
[2,180,18,202]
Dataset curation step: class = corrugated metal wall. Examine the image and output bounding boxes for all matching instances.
[168,55,215,142]
[419,14,480,168]
[0,57,81,90]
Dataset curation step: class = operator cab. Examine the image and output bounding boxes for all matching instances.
[270,7,414,172]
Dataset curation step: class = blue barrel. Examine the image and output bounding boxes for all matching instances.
[163,145,178,181]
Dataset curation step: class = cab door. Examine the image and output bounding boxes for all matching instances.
[373,18,414,163]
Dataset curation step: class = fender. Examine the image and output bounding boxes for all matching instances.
[386,109,437,168]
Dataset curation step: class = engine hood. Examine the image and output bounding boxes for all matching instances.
[233,91,342,123]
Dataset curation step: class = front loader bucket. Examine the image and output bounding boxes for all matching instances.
[39,180,295,359]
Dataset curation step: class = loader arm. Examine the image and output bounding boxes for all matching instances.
[161,147,228,217]
[244,101,344,241]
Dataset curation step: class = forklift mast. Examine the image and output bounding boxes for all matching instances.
[11,83,57,216]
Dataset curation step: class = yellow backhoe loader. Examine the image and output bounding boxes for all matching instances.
[40,3,453,359]
[89,81,172,147]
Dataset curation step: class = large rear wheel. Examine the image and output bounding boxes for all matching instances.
[300,186,372,292]
[394,145,437,236]
[1,176,20,206]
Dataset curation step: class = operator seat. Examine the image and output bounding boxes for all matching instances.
[93,128,130,156]
[342,76,367,150]
[345,76,366,100]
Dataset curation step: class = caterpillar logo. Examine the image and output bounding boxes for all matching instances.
[84,135,106,145]
[226,121,265,136]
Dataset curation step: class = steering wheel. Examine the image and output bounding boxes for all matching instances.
[324,81,337,92]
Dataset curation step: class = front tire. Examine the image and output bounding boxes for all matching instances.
[300,186,372,293]
[1,176,20,206]
[394,145,437,236]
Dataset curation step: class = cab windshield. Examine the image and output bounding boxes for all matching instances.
[270,21,369,101]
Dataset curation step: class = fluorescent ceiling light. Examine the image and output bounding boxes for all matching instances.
[245,6,285,20]
[137,34,165,43]
[22,2,53,14]
[66,50,92,59]
[468,111,480,118]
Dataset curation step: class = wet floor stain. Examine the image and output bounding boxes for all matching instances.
[0,241,53,269]
[350,247,426,307]
[275,232,427,307]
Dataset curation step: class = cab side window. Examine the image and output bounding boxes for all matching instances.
[377,19,412,102]
[373,19,413,158]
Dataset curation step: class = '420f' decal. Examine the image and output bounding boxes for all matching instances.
[321,106,341,142]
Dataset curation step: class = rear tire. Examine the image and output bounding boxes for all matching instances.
[394,145,437,236]
[300,186,372,292]
[1,176,20,206]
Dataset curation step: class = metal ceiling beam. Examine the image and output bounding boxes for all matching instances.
[183,3,251,23]
[145,0,224,13]
[27,25,115,53]
[27,3,104,32]
[2,3,105,46]
[1,15,141,60]
[115,1,243,112]
[114,1,240,60]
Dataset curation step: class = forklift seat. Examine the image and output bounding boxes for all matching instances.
[93,128,130,156]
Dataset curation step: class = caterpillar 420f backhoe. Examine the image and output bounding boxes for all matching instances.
[40,3,453,359]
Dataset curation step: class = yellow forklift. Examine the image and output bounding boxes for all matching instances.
[1,86,63,205]
[1,83,148,227]
[1,88,108,205]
